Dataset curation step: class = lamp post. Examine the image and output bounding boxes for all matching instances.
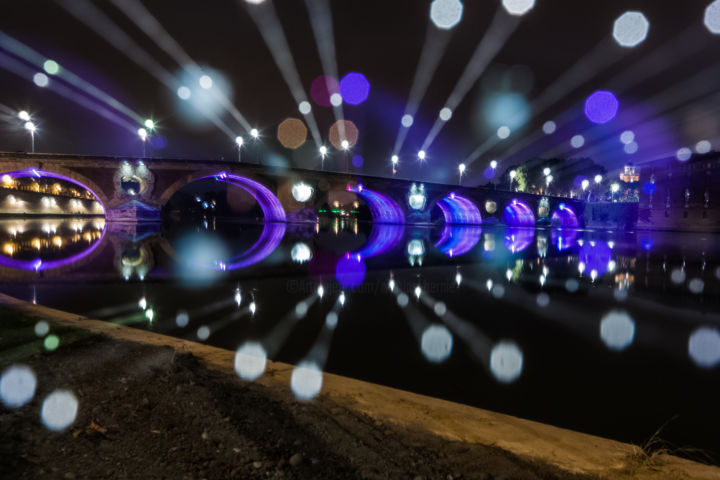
[138,128,147,157]
[458,163,466,185]
[235,136,244,162]
[581,179,590,201]
[546,174,553,195]
[250,128,260,164]
[24,121,36,153]
[341,140,350,173]
[391,154,398,176]
[611,182,620,203]
[594,174,602,202]
[509,170,516,191]
[320,145,327,171]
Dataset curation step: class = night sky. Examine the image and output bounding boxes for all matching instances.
[1,1,719,185]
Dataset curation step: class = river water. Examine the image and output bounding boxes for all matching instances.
[1,216,718,461]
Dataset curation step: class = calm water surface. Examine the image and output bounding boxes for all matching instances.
[1,216,719,461]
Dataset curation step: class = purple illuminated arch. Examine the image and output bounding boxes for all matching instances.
[504,227,534,254]
[2,168,106,212]
[551,203,579,228]
[435,225,482,257]
[199,172,286,222]
[501,199,535,227]
[0,226,106,272]
[436,193,482,225]
[346,184,404,224]
[354,224,405,259]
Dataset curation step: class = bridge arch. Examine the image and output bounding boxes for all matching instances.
[501,198,535,227]
[551,203,580,228]
[0,167,109,214]
[161,171,286,222]
[346,184,404,224]
[435,192,482,225]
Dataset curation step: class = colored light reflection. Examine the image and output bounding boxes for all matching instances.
[584,90,619,124]
[503,227,534,253]
[354,224,405,259]
[203,172,286,222]
[437,193,482,225]
[501,199,535,227]
[642,182,657,194]
[435,225,482,257]
[550,204,579,228]
[579,241,613,276]
[339,72,370,105]
[217,223,286,270]
[310,75,340,107]
[347,185,404,224]
[335,253,365,289]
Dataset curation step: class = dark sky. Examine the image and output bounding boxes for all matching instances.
[1,0,718,185]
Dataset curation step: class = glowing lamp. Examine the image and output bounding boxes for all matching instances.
[138,128,147,141]
[144,119,155,130]
[490,160,497,169]
[235,136,244,147]
[250,128,259,138]
[418,150,426,160]
[594,174,603,184]
[18,110,30,121]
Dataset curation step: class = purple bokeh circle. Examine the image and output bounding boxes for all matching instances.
[335,254,366,289]
[584,90,619,124]
[339,72,370,105]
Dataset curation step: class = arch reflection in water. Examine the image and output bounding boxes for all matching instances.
[346,184,404,224]
[550,203,579,228]
[501,199,535,227]
[579,241,613,277]
[1,168,106,213]
[435,225,482,257]
[503,227,534,254]
[437,193,482,225]
[0,219,106,272]
[551,228,578,252]
[354,224,405,259]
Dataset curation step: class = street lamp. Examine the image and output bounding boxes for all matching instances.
[458,163,466,184]
[235,136,244,162]
[391,154,399,176]
[24,121,36,153]
[509,170,516,190]
[138,128,147,157]
[546,174,553,194]
[581,178,590,201]
[543,167,551,177]
[250,128,259,139]
[418,150,426,161]
[319,145,327,170]
[594,174,602,184]
[18,110,30,122]
[611,182,620,202]
[490,160,497,169]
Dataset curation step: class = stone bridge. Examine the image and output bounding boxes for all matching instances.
[0,152,586,228]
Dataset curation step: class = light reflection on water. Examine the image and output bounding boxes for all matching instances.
[1,217,719,456]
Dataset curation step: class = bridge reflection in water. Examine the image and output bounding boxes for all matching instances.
[0,212,718,457]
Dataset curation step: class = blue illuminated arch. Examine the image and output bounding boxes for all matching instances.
[501,199,535,227]
[216,223,286,271]
[354,224,405,259]
[346,184,404,224]
[436,193,482,225]
[199,172,286,222]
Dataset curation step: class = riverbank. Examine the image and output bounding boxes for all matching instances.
[1,295,718,479]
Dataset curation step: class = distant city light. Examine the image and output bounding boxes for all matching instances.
[430,0,464,30]
[198,74,213,89]
[418,150,426,160]
[571,134,585,148]
[339,72,370,105]
[497,125,511,139]
[177,86,191,100]
[624,141,638,154]
[18,110,30,121]
[502,0,535,16]
[620,130,635,144]
[585,90,619,124]
[401,114,414,128]
[439,107,453,121]
[298,101,312,114]
[43,59,60,75]
[704,0,720,34]
[676,147,692,161]
[542,120,556,134]
[250,128,259,138]
[329,93,343,106]
[33,72,49,87]
[696,140,712,154]
[613,11,650,48]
